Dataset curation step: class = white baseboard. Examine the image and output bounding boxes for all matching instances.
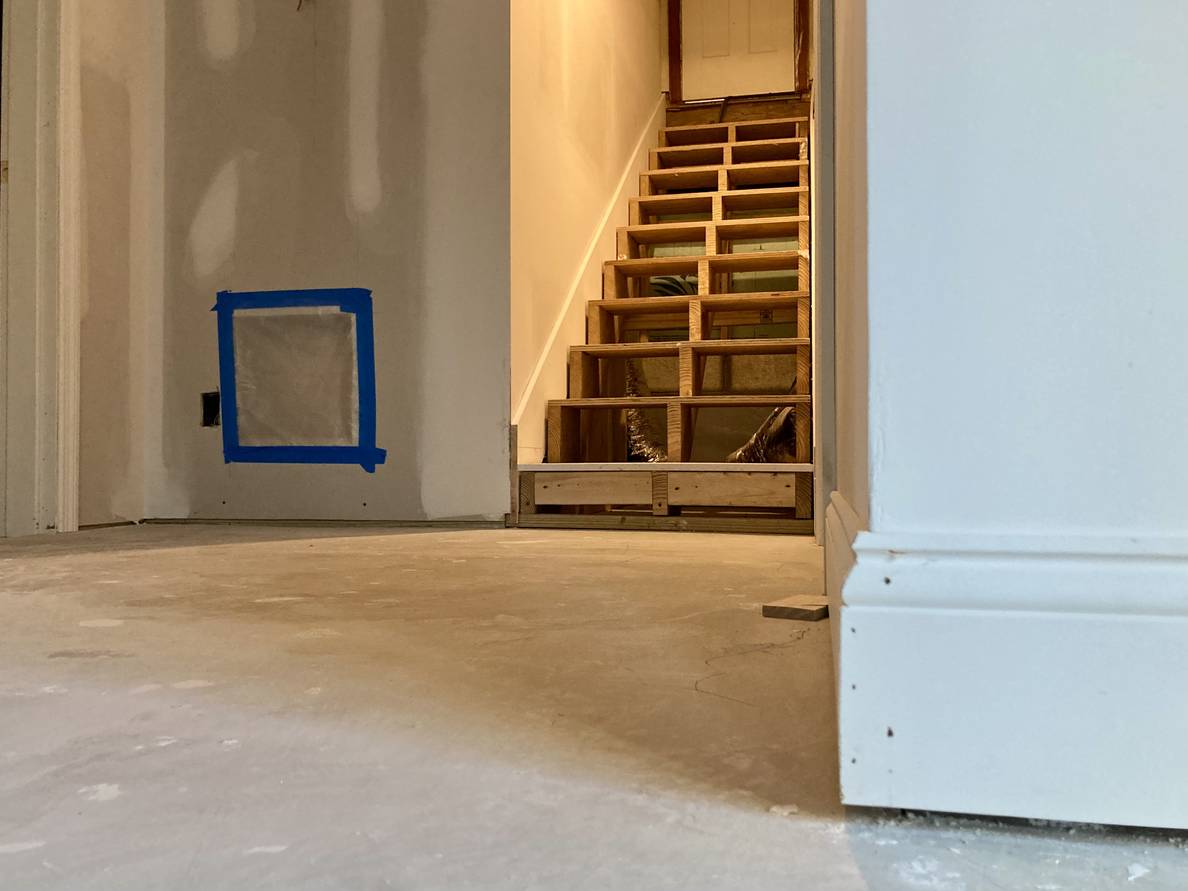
[831,494,1188,829]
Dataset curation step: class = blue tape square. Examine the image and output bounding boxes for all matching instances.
[213,288,387,473]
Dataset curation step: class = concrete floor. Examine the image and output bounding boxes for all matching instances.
[0,526,1184,890]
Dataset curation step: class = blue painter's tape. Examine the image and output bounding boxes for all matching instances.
[212,288,387,473]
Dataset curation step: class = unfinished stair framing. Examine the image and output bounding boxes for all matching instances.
[519,110,812,533]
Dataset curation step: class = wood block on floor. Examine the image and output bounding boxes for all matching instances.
[762,595,829,621]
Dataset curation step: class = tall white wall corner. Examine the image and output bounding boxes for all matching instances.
[837,531,1188,830]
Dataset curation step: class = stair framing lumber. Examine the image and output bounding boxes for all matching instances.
[527,112,815,528]
[616,216,805,260]
[603,251,805,299]
[550,395,809,409]
[515,513,815,535]
[526,469,808,509]
[629,186,807,225]
[650,144,726,169]
[640,159,807,197]
[568,337,808,399]
[522,462,813,473]
[659,116,808,147]
[650,138,807,171]
[586,291,808,344]
[546,396,811,464]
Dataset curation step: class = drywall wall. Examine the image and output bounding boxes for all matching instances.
[510,0,664,463]
[155,0,510,521]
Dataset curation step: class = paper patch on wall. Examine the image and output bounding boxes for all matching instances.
[213,288,386,472]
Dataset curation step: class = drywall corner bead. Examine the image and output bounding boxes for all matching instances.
[212,288,387,473]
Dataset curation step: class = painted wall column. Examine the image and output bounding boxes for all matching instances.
[828,0,1188,829]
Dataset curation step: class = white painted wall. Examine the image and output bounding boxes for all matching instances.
[510,0,664,463]
[831,0,1188,828]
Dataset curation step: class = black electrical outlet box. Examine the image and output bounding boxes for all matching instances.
[201,391,221,427]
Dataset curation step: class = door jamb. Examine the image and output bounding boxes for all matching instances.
[666,0,682,104]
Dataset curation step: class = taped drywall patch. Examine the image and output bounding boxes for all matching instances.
[213,288,387,472]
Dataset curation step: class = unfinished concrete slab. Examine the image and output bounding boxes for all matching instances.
[0,526,1184,889]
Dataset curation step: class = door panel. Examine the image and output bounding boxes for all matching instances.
[681,0,796,101]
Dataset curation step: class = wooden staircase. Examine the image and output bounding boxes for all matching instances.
[518,108,813,534]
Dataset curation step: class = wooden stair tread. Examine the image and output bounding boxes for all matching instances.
[706,249,805,270]
[634,185,806,206]
[571,337,808,359]
[691,337,808,354]
[621,216,806,244]
[603,256,700,275]
[522,462,813,473]
[715,217,804,238]
[644,159,807,179]
[604,250,803,274]
[590,291,807,315]
[570,342,678,359]
[548,395,810,408]
[660,117,809,147]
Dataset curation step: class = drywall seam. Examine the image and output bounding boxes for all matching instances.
[510,93,665,427]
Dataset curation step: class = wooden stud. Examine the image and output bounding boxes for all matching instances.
[666,402,689,463]
[652,472,670,516]
[587,304,613,346]
[794,402,813,519]
[518,471,537,517]
[509,424,520,525]
[688,299,705,342]
[678,343,695,397]
[603,263,626,300]
[569,350,599,399]
[546,404,581,463]
[796,298,812,397]
[616,228,633,260]
[697,258,711,295]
